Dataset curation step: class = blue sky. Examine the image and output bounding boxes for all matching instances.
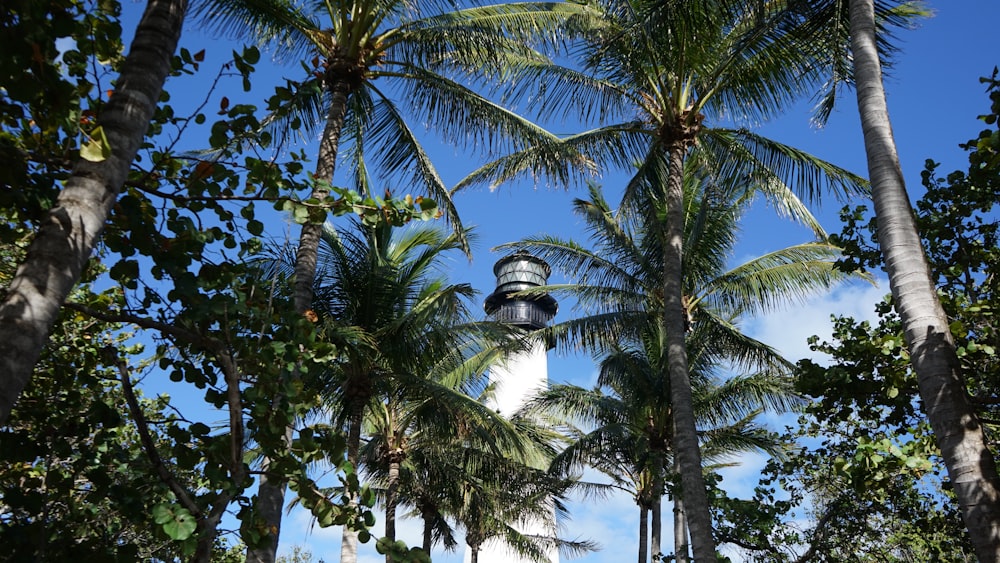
[113,1,1000,561]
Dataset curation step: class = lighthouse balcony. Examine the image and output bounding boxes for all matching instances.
[490,301,554,330]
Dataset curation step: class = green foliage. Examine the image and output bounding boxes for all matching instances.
[376,538,432,563]
[153,503,198,541]
[0,0,123,237]
[0,0,454,556]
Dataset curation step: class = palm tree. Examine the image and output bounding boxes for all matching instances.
[848,2,1000,558]
[0,0,188,424]
[452,430,595,563]
[192,4,580,557]
[512,170,853,561]
[786,1,1000,556]
[459,3,867,556]
[292,219,567,562]
[306,219,485,561]
[538,332,794,563]
[357,322,532,561]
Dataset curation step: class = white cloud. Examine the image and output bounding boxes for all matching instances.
[744,278,887,364]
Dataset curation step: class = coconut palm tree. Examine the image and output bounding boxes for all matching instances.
[452,433,596,563]
[256,219,498,560]
[847,2,1000,557]
[299,219,526,561]
[784,1,1000,556]
[356,323,536,561]
[459,3,867,556]
[537,331,794,563]
[511,168,854,560]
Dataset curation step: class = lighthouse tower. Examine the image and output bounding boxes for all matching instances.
[470,251,559,563]
[483,251,558,418]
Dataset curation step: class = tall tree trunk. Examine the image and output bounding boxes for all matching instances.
[246,437,289,563]
[0,0,187,425]
[385,456,401,563]
[673,457,689,563]
[651,495,661,561]
[340,397,365,563]
[663,141,716,561]
[638,504,649,563]
[249,76,353,563]
[422,504,434,554]
[849,0,1000,560]
[651,454,664,561]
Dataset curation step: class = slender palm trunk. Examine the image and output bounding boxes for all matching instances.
[421,504,434,554]
[650,454,664,560]
[638,504,649,563]
[662,141,716,561]
[849,1,1000,560]
[385,457,401,563]
[249,77,354,563]
[340,397,366,563]
[673,457,689,563]
[0,0,187,424]
[651,495,661,561]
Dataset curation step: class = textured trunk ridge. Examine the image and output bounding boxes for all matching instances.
[663,141,717,561]
[849,0,1000,560]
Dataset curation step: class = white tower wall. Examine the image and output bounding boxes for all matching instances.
[465,339,559,563]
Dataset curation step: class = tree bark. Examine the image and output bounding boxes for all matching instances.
[385,457,401,563]
[849,0,1000,560]
[638,504,649,563]
[248,76,353,563]
[663,142,717,561]
[340,396,366,563]
[0,0,187,425]
[651,452,664,560]
[673,457,689,563]
[651,495,661,561]
[422,504,434,554]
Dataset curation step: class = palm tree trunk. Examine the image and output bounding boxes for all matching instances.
[340,398,365,563]
[651,453,664,560]
[0,0,187,425]
[638,504,649,563]
[849,1,1000,560]
[421,504,434,554]
[663,141,717,561]
[293,77,352,313]
[246,438,289,563]
[673,457,689,563]
[385,457,401,563]
[651,495,661,561]
[249,77,354,563]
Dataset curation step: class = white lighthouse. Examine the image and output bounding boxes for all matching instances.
[468,251,559,563]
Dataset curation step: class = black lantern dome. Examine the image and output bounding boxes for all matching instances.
[484,251,558,330]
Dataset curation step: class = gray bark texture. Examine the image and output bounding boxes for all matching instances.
[0,0,187,425]
[663,142,717,561]
[673,455,689,563]
[638,504,649,563]
[385,458,401,563]
[850,0,1000,560]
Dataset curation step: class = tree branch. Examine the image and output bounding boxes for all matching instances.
[110,348,202,518]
